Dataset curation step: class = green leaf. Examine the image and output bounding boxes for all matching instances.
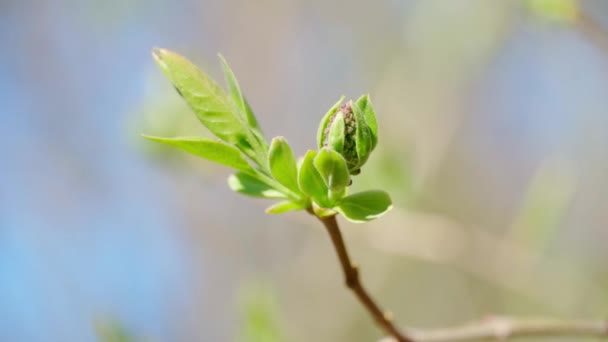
[326,112,345,154]
[228,172,286,199]
[337,190,392,223]
[313,148,349,200]
[218,54,268,150]
[351,102,373,169]
[316,96,345,148]
[151,48,263,165]
[355,94,378,150]
[298,150,330,207]
[268,137,300,193]
[265,200,307,214]
[312,206,337,218]
[143,135,254,174]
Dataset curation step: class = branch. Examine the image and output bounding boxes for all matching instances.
[378,317,608,342]
[312,212,413,342]
[311,212,607,342]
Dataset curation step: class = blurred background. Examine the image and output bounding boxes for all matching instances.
[1,0,607,341]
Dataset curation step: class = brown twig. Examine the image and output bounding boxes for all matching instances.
[378,316,608,342]
[312,211,607,342]
[312,212,412,342]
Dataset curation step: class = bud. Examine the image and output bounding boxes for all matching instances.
[317,96,377,175]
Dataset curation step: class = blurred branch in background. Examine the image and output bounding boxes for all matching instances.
[525,0,608,57]
[507,157,576,251]
[367,209,604,313]
[379,317,607,342]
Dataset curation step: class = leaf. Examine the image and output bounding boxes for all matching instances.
[336,190,392,223]
[298,150,331,207]
[351,102,373,169]
[326,112,345,154]
[313,148,349,201]
[312,206,337,218]
[355,94,378,150]
[143,135,254,174]
[228,172,286,199]
[268,137,300,193]
[151,48,263,165]
[218,54,267,150]
[265,200,307,214]
[316,96,345,148]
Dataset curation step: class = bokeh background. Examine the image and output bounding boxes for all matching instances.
[1,0,607,341]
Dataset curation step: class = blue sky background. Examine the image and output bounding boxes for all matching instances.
[1,1,607,341]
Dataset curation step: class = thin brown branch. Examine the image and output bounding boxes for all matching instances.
[310,212,606,342]
[378,317,608,342]
[312,212,412,342]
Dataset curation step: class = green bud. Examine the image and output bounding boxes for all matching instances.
[317,97,376,175]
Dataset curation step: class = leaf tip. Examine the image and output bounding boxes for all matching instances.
[151,47,169,68]
[217,52,227,63]
[141,133,160,141]
[151,47,166,59]
[271,136,287,143]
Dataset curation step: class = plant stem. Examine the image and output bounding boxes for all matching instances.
[313,213,412,342]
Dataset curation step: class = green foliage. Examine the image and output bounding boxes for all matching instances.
[298,150,331,208]
[337,190,393,223]
[316,97,378,175]
[143,135,255,174]
[152,48,267,168]
[218,53,267,151]
[268,137,300,194]
[145,48,393,222]
[313,148,349,202]
[351,101,374,171]
[228,172,287,199]
[316,96,344,149]
[326,112,345,154]
[265,200,308,214]
[355,94,378,150]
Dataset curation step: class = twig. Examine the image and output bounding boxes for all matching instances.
[378,316,608,342]
[310,212,606,342]
[312,212,412,342]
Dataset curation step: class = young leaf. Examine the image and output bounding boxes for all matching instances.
[312,206,337,218]
[355,94,378,150]
[265,200,307,214]
[218,54,267,150]
[351,102,373,169]
[313,148,349,195]
[316,96,345,149]
[336,190,392,223]
[298,150,331,207]
[151,48,264,165]
[268,137,300,194]
[326,112,345,154]
[143,135,255,174]
[228,172,287,199]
